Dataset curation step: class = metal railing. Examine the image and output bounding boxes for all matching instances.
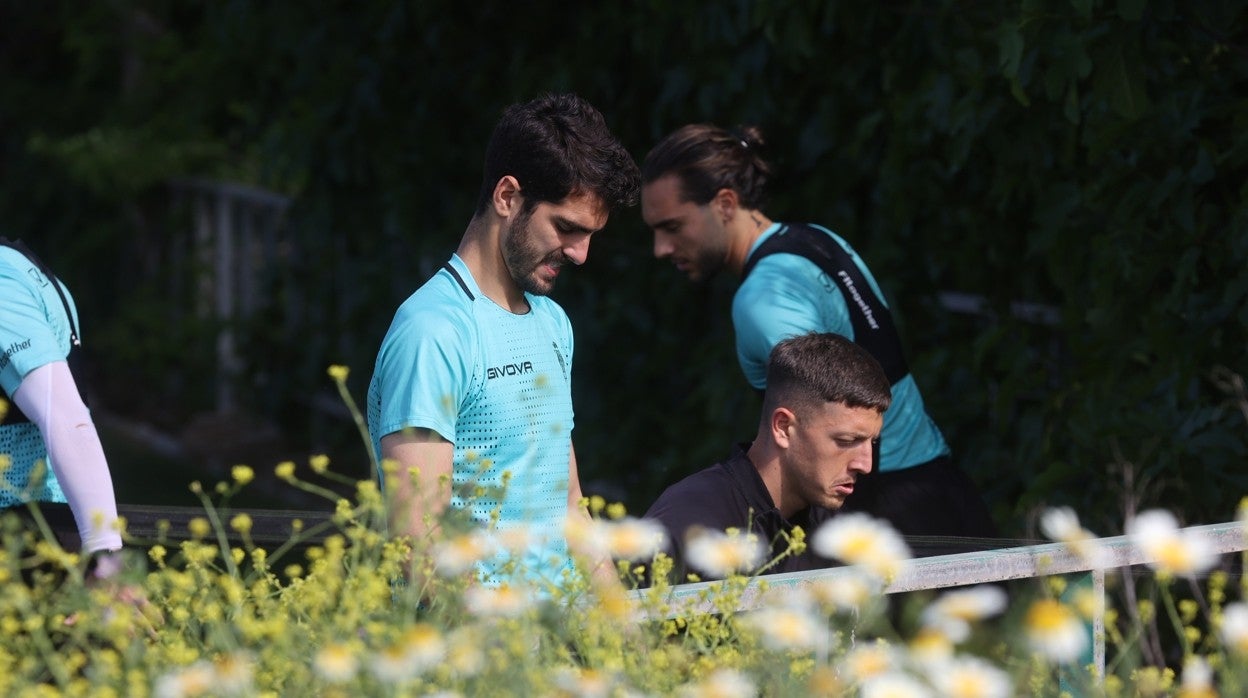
[632,521,1248,680]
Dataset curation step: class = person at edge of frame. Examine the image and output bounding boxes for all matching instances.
[0,237,129,586]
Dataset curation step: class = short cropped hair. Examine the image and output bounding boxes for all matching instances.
[762,333,892,417]
[641,123,772,209]
[475,93,640,214]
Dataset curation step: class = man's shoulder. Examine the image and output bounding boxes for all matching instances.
[392,270,476,326]
[644,460,749,524]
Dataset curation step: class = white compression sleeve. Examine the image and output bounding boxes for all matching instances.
[12,361,123,553]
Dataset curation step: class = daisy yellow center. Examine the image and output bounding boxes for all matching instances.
[1027,599,1075,631]
[950,673,989,698]
[841,532,873,560]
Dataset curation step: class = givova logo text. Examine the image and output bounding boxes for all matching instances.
[487,361,534,380]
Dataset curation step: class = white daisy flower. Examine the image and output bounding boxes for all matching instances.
[369,644,419,684]
[811,513,911,581]
[432,531,494,576]
[446,626,486,677]
[921,585,1008,643]
[677,667,755,698]
[908,627,955,667]
[463,583,536,619]
[927,655,1012,698]
[553,667,615,698]
[810,571,881,612]
[1219,602,1248,655]
[1023,599,1087,663]
[313,643,359,683]
[153,661,215,698]
[605,516,669,561]
[400,623,446,672]
[1179,655,1214,695]
[211,652,254,695]
[564,515,611,560]
[1126,509,1218,576]
[684,529,767,578]
[1039,507,1112,569]
[860,671,933,698]
[741,605,824,651]
[845,641,901,681]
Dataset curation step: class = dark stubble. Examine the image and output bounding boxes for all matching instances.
[503,206,568,297]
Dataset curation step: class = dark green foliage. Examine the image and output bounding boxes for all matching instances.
[1,0,1245,533]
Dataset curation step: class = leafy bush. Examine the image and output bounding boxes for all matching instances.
[2,368,1247,697]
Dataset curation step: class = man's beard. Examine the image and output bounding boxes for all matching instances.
[503,207,567,296]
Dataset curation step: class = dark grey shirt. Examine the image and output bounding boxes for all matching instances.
[644,443,840,582]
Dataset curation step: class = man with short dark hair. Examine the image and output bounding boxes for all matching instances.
[367,94,640,590]
[645,332,891,581]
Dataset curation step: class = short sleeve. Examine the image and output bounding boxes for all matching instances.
[0,272,65,398]
[370,303,476,444]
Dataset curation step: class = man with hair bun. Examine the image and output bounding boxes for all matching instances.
[640,123,995,539]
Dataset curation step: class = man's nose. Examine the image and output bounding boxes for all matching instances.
[653,233,673,259]
[563,235,591,265]
[850,441,874,474]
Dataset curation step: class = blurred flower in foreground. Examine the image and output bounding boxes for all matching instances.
[845,641,901,682]
[445,626,485,677]
[400,623,446,673]
[859,671,933,698]
[432,532,494,576]
[927,655,1012,698]
[370,644,418,684]
[684,529,766,578]
[908,627,954,666]
[677,667,755,698]
[313,643,359,683]
[1039,507,1112,569]
[811,513,911,581]
[742,605,823,651]
[553,667,615,698]
[463,584,535,619]
[153,661,214,698]
[1126,510,1218,576]
[565,516,668,563]
[921,585,1008,643]
[810,570,881,613]
[211,652,254,695]
[1219,602,1248,655]
[1177,655,1216,698]
[604,517,668,561]
[1023,599,1087,663]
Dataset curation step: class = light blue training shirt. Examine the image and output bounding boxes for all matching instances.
[732,223,950,472]
[367,254,576,587]
[0,246,72,507]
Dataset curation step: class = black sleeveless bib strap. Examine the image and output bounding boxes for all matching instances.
[0,238,89,425]
[741,223,911,385]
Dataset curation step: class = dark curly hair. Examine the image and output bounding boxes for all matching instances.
[475,93,640,214]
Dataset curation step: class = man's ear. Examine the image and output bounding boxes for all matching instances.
[770,407,795,449]
[713,187,740,223]
[492,175,523,218]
